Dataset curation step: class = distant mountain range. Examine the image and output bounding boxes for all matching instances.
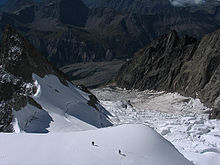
[0,0,219,67]
[0,0,41,6]
[83,0,220,14]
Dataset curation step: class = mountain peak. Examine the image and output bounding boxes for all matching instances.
[115,28,220,119]
[0,24,112,133]
[2,24,23,60]
[167,29,178,37]
[164,30,179,48]
[1,24,25,76]
[0,24,59,82]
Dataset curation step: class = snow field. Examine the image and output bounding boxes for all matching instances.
[0,124,193,165]
[12,74,112,133]
[1,78,219,165]
[92,87,220,165]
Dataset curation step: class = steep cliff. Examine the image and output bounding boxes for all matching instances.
[115,29,220,119]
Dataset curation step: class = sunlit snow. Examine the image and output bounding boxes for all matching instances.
[92,87,220,165]
[0,124,193,165]
[0,76,219,165]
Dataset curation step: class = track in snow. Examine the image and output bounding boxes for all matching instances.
[92,87,220,165]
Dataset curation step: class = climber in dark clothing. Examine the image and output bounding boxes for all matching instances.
[91,141,99,147]
[119,149,126,157]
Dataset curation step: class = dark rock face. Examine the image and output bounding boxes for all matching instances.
[0,0,110,67]
[83,0,175,14]
[25,28,110,67]
[0,25,66,132]
[59,0,89,27]
[86,5,220,39]
[0,0,34,13]
[115,29,220,119]
[183,30,220,119]
[34,0,89,29]
[60,60,125,88]
[1,0,89,28]
[83,0,220,15]
[22,0,88,32]
[85,5,220,61]
[115,31,198,90]
[0,25,60,81]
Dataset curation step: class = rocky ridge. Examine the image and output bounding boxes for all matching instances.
[0,24,67,132]
[115,29,220,119]
[0,25,111,132]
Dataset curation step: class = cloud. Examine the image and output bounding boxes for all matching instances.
[169,0,206,6]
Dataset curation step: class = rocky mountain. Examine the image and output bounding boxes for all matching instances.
[84,0,220,49]
[0,0,115,67]
[0,0,35,13]
[83,0,220,15]
[0,0,89,31]
[85,0,220,39]
[60,60,124,88]
[0,0,219,89]
[86,6,220,49]
[0,25,112,132]
[83,0,174,14]
[114,29,220,119]
[31,0,89,30]
[0,0,219,68]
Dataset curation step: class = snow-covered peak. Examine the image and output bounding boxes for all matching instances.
[0,25,112,133]
[13,74,112,133]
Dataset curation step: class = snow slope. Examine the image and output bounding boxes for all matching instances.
[12,74,112,133]
[2,77,219,165]
[92,87,220,165]
[0,124,193,165]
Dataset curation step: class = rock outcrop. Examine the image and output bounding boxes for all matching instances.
[115,29,220,119]
[0,25,112,132]
[60,60,124,88]
[0,24,65,132]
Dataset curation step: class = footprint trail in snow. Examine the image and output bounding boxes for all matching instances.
[92,87,220,165]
